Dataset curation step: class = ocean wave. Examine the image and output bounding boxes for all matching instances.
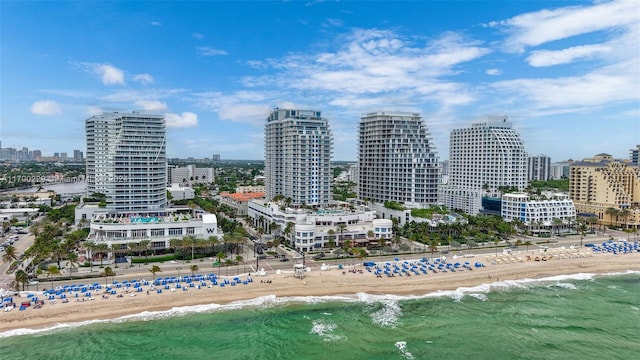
[547,282,578,290]
[310,319,343,342]
[2,271,637,338]
[395,341,414,360]
[370,300,402,328]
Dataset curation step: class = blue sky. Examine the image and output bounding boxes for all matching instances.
[1,0,638,162]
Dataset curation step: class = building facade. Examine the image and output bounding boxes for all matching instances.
[86,112,167,211]
[630,145,639,165]
[569,154,640,228]
[528,154,551,181]
[247,200,392,253]
[264,108,333,206]
[440,116,527,214]
[501,193,576,235]
[550,160,573,180]
[358,111,440,205]
[168,164,215,186]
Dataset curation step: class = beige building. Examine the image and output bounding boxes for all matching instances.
[569,153,640,229]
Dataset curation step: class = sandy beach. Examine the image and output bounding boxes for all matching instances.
[1,251,639,334]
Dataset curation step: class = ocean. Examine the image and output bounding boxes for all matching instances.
[0,272,638,360]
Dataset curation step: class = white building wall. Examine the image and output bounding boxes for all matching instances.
[501,193,576,229]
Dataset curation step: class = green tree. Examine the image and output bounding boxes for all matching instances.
[336,223,348,247]
[47,264,60,290]
[605,207,619,227]
[190,264,199,276]
[149,265,161,281]
[428,238,439,259]
[15,269,29,291]
[2,245,17,264]
[103,266,115,287]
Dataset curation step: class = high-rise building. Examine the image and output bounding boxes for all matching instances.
[85,112,167,211]
[168,164,215,186]
[439,116,527,214]
[569,153,640,228]
[264,108,333,206]
[630,145,640,165]
[549,160,573,179]
[73,149,84,162]
[527,154,551,181]
[358,111,440,205]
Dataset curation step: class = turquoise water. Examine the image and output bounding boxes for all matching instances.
[0,272,638,360]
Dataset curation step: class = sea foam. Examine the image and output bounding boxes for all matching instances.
[395,341,414,359]
[2,271,637,338]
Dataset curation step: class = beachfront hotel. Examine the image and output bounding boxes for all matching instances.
[264,108,333,207]
[501,193,576,235]
[569,153,640,229]
[247,199,393,253]
[357,111,440,206]
[439,116,527,215]
[85,112,167,212]
[77,112,222,252]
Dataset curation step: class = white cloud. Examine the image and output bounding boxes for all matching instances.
[30,100,61,116]
[491,0,639,51]
[323,18,343,27]
[486,68,502,75]
[193,91,273,125]
[135,100,168,112]
[241,29,489,105]
[73,62,125,85]
[134,73,155,85]
[192,33,204,39]
[197,47,228,56]
[100,89,187,103]
[97,64,125,85]
[526,44,611,67]
[151,21,162,27]
[165,112,198,128]
[491,60,640,111]
[86,106,103,116]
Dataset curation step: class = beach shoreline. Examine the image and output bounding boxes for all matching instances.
[1,252,638,336]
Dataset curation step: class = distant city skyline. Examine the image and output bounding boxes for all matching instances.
[1,0,638,161]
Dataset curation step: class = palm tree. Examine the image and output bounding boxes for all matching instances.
[552,217,564,237]
[47,264,60,290]
[183,235,198,261]
[326,229,336,249]
[103,266,115,287]
[605,207,620,227]
[139,240,151,262]
[619,208,631,229]
[428,238,439,259]
[524,240,533,253]
[2,245,17,264]
[149,265,161,281]
[215,251,225,275]
[15,269,29,291]
[235,255,243,275]
[83,241,96,271]
[336,223,348,248]
[67,252,79,276]
[96,243,109,267]
[367,230,375,248]
[190,264,199,277]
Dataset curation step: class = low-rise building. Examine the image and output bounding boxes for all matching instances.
[218,191,266,217]
[247,200,393,253]
[501,193,576,235]
[167,184,195,201]
[84,209,223,252]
